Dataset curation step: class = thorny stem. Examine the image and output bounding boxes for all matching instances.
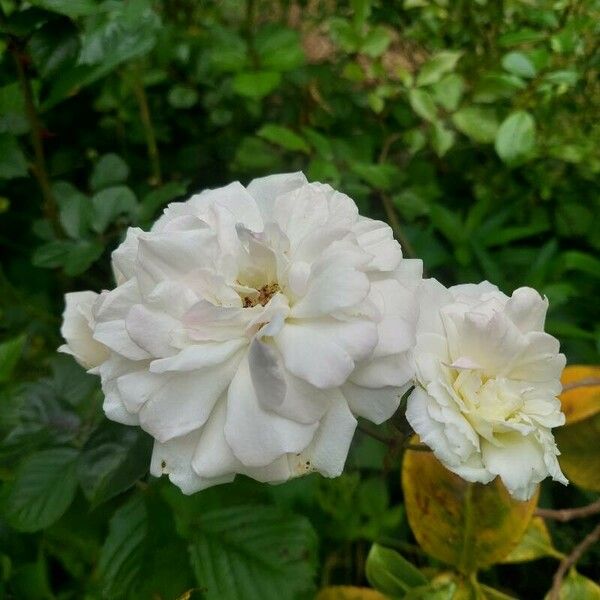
[548,522,600,600]
[536,498,600,523]
[131,64,162,186]
[8,38,61,236]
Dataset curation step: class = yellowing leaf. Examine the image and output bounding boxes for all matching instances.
[501,516,563,563]
[556,412,600,492]
[402,445,538,574]
[316,586,387,600]
[560,365,600,425]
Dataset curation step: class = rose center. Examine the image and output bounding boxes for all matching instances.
[242,282,280,308]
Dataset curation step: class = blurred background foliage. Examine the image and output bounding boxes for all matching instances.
[0,0,599,598]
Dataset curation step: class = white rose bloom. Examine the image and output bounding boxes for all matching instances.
[59,172,422,494]
[406,279,568,501]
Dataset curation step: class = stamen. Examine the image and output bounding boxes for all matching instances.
[242,283,280,308]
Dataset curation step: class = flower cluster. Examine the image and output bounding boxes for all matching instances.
[60,173,567,500]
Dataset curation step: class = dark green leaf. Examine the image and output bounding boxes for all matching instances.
[168,85,199,109]
[91,185,137,233]
[189,505,318,600]
[0,134,28,179]
[90,154,130,191]
[98,495,148,599]
[0,334,26,383]
[258,124,310,153]
[29,0,97,18]
[5,448,79,532]
[54,181,91,238]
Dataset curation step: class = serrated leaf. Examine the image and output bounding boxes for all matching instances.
[98,495,148,599]
[90,153,129,191]
[452,107,499,143]
[417,51,462,87]
[431,74,464,111]
[408,89,437,122]
[189,505,318,600]
[5,448,79,532]
[402,445,539,573]
[495,111,536,165]
[78,423,152,507]
[54,181,91,238]
[258,124,310,153]
[366,544,427,597]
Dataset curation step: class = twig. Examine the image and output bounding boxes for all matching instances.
[131,64,162,186]
[536,498,600,523]
[562,377,600,392]
[8,39,61,236]
[548,522,600,600]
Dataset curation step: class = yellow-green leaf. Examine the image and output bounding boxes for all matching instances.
[402,446,538,574]
[555,412,600,491]
[544,569,600,600]
[501,517,564,563]
[316,586,387,600]
[560,365,600,425]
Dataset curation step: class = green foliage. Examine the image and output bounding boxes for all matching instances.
[0,0,599,598]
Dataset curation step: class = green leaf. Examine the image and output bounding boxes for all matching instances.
[168,85,199,109]
[546,569,600,599]
[361,26,392,58]
[0,83,29,135]
[495,111,536,165]
[5,448,79,532]
[258,124,310,153]
[78,423,152,508]
[408,89,437,122]
[431,122,455,157]
[365,544,427,597]
[501,52,536,78]
[255,26,305,71]
[98,495,148,599]
[139,181,187,222]
[63,240,104,276]
[0,134,28,179]
[54,181,91,238]
[91,185,137,233]
[351,163,402,191]
[416,51,462,87]
[501,517,564,563]
[232,71,282,100]
[28,0,98,18]
[558,251,600,279]
[189,505,318,600]
[452,107,500,143]
[28,20,80,80]
[431,74,464,111]
[0,334,26,383]
[90,153,130,191]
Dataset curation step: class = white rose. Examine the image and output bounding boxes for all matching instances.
[60,172,422,494]
[406,279,568,501]
[59,291,109,371]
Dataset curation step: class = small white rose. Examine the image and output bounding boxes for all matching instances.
[59,291,109,372]
[406,279,568,501]
[60,173,422,494]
